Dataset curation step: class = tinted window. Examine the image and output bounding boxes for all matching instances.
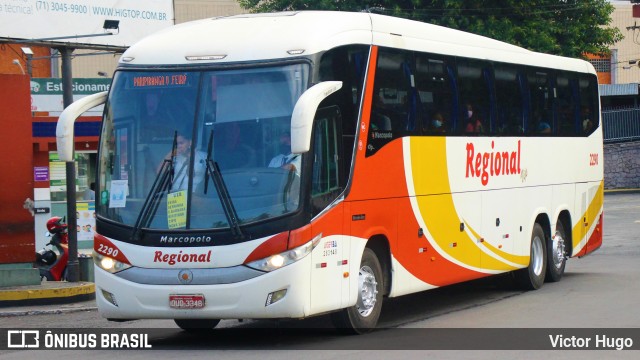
[494,64,525,135]
[415,54,455,135]
[579,75,599,136]
[367,48,415,156]
[527,71,553,135]
[556,74,579,136]
[457,59,492,134]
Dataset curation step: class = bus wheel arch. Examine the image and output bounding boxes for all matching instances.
[365,235,392,296]
[330,235,390,333]
[546,211,571,282]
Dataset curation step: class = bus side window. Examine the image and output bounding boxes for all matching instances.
[527,70,554,135]
[457,59,492,135]
[415,54,454,135]
[311,107,342,216]
[556,74,578,136]
[319,45,369,185]
[494,64,525,136]
[366,48,413,156]
[579,75,598,136]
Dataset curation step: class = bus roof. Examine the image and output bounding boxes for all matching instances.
[120,11,594,74]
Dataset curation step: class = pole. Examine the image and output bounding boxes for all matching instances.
[59,46,79,282]
[25,54,33,77]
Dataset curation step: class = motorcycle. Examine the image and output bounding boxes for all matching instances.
[35,216,69,281]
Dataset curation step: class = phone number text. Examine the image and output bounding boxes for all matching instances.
[36,1,87,14]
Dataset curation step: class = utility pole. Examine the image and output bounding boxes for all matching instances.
[59,46,79,282]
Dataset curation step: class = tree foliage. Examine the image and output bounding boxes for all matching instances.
[237,0,622,58]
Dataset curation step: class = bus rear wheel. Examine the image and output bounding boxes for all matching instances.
[330,248,383,334]
[515,223,547,290]
[174,319,220,332]
[546,221,567,282]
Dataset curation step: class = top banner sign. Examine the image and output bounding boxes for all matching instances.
[0,0,174,47]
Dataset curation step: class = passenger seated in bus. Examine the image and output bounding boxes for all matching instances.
[464,103,484,133]
[536,121,552,134]
[268,131,301,176]
[429,112,447,134]
[581,107,594,133]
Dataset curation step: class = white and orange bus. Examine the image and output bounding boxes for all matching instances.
[58,11,604,333]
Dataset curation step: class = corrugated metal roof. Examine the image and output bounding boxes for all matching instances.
[599,83,639,96]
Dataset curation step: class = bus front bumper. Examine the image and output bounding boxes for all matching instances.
[94,256,312,320]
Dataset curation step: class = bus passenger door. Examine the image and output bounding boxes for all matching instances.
[309,107,347,314]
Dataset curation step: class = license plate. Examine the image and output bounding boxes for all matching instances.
[169,294,205,309]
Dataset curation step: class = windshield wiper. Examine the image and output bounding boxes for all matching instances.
[204,130,244,239]
[131,131,178,241]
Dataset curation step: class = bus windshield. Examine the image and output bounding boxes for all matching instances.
[97,64,310,233]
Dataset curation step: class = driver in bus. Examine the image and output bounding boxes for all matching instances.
[159,133,206,192]
[268,131,301,176]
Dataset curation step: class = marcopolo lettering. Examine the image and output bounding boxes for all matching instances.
[465,140,521,186]
[372,131,393,139]
[154,250,212,265]
[160,235,212,244]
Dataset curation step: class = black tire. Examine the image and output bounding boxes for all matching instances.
[546,221,567,282]
[330,248,384,334]
[515,223,547,290]
[174,319,220,332]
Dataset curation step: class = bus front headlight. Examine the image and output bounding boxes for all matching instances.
[246,234,321,272]
[93,251,131,273]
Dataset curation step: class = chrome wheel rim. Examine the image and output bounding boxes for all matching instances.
[356,265,378,317]
[552,231,565,270]
[532,235,544,276]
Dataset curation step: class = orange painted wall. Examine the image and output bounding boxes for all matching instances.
[0,74,35,263]
[0,45,51,77]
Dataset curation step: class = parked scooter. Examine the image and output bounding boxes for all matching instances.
[35,216,69,281]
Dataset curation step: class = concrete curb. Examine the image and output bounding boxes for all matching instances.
[0,282,95,308]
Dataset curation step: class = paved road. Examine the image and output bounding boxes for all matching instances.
[2,193,639,359]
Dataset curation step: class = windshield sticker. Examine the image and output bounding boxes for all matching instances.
[167,190,187,229]
[109,180,128,208]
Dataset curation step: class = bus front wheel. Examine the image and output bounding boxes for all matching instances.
[330,247,383,334]
[174,319,220,332]
[516,223,547,290]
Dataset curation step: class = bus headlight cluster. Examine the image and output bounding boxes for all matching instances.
[93,251,131,273]
[246,234,321,272]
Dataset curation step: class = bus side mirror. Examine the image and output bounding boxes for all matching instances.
[56,91,108,161]
[290,81,342,154]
